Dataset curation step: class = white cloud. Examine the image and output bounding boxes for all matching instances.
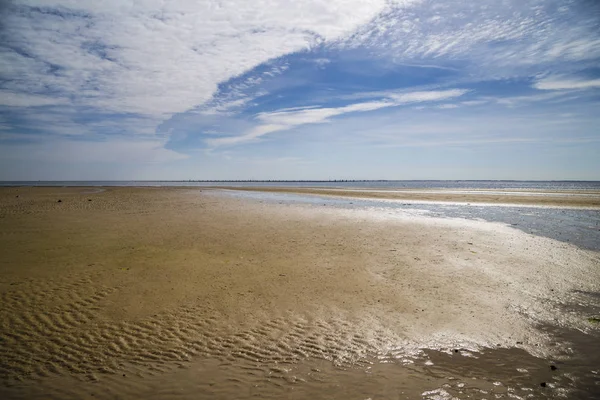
[256,101,392,126]
[3,0,599,120]
[489,91,584,107]
[2,0,424,164]
[208,89,468,146]
[207,124,288,146]
[388,89,467,103]
[197,62,292,116]
[533,77,600,91]
[3,107,160,137]
[2,0,397,116]
[256,89,468,127]
[343,0,600,77]
[311,58,332,67]
[0,91,70,107]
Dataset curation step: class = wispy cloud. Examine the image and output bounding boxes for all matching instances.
[208,89,468,146]
[343,0,600,78]
[533,77,600,91]
[437,104,459,109]
[0,92,70,108]
[2,107,159,138]
[311,106,600,149]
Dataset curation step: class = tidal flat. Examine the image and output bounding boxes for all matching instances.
[1,187,599,399]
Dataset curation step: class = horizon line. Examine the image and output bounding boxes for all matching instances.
[2,179,600,183]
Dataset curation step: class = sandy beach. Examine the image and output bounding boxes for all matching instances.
[1,187,599,399]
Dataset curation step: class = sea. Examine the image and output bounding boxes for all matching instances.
[2,180,600,190]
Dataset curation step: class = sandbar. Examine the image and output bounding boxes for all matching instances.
[218,186,600,208]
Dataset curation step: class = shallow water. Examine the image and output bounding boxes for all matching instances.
[217,189,600,251]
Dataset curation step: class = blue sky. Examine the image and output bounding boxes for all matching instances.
[1,0,599,180]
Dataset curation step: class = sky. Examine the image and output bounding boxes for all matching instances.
[0,0,599,180]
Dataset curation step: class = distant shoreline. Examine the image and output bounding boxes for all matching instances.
[2,179,600,183]
[3,181,600,202]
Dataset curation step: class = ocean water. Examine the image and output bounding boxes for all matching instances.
[2,180,600,190]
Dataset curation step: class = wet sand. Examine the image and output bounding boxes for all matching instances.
[221,186,600,208]
[1,187,599,399]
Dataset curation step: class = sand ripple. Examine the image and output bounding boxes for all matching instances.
[0,271,395,385]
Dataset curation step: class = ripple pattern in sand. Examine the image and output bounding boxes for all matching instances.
[0,272,391,387]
